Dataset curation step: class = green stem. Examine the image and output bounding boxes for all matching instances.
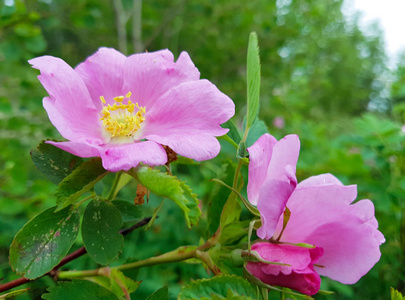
[218,134,239,149]
[58,229,221,280]
[232,159,244,190]
[107,171,123,201]
[212,178,260,216]
[196,250,221,275]
[74,195,95,208]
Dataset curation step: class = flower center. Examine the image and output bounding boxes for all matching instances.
[99,92,146,138]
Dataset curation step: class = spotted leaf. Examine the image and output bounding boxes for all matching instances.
[9,206,80,279]
[82,200,124,265]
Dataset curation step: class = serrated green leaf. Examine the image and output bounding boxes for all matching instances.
[146,286,169,300]
[0,288,29,299]
[210,289,253,300]
[112,200,143,224]
[391,287,405,300]
[30,141,83,184]
[56,158,109,210]
[10,206,80,279]
[246,32,261,130]
[82,200,124,265]
[110,269,141,299]
[41,280,119,300]
[246,119,268,148]
[131,167,201,228]
[179,275,258,300]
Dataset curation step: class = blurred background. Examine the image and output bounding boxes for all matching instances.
[0,0,404,299]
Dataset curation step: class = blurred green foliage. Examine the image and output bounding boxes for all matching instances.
[0,0,404,299]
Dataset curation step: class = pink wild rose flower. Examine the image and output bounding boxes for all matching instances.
[30,48,235,171]
[246,134,385,295]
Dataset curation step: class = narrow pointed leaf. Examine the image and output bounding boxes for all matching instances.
[82,200,124,265]
[246,32,261,130]
[9,206,80,279]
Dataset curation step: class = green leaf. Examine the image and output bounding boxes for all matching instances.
[130,167,201,228]
[112,200,143,223]
[246,119,268,148]
[211,289,253,300]
[56,158,109,210]
[10,206,80,279]
[0,288,30,299]
[220,221,249,246]
[391,287,405,300]
[30,141,83,184]
[179,275,258,300]
[207,160,237,235]
[145,286,169,300]
[246,32,261,130]
[222,120,242,145]
[110,269,141,299]
[41,280,119,300]
[82,200,124,265]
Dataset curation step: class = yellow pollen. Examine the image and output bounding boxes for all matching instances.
[99,92,145,138]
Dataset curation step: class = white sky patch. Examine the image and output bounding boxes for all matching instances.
[343,0,405,67]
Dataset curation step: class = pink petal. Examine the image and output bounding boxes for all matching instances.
[46,141,100,158]
[30,56,104,144]
[143,79,234,160]
[256,180,295,240]
[246,242,322,295]
[99,141,167,172]
[146,133,221,161]
[266,135,300,185]
[75,47,127,110]
[247,134,300,238]
[123,50,200,111]
[278,178,384,284]
[247,133,278,206]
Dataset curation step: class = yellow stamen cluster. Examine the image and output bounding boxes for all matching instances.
[99,92,146,137]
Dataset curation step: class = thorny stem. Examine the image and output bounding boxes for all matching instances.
[0,217,152,294]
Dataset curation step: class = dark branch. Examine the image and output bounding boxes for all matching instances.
[0,216,152,294]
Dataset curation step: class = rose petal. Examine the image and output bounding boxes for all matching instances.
[99,141,167,172]
[46,141,100,158]
[246,243,322,295]
[146,133,221,161]
[247,134,300,238]
[75,47,127,110]
[143,79,234,160]
[247,133,278,206]
[256,180,295,239]
[30,56,104,143]
[123,50,200,111]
